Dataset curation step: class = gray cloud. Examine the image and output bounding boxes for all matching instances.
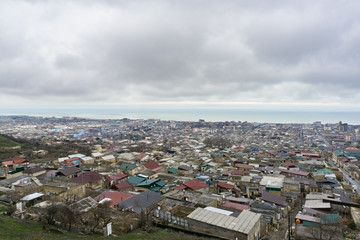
[1,0,360,108]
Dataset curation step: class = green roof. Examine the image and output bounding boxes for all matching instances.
[317,169,334,174]
[119,163,137,170]
[128,176,146,185]
[266,186,281,191]
[345,153,360,159]
[168,167,178,174]
[149,186,162,192]
[333,150,344,157]
[137,179,159,187]
[236,152,248,155]
[156,180,167,187]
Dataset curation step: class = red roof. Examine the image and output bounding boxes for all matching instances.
[109,173,128,181]
[2,161,13,166]
[231,170,249,176]
[135,153,147,160]
[235,163,254,169]
[71,171,103,184]
[173,185,187,190]
[339,157,350,163]
[278,168,309,177]
[183,179,208,190]
[113,181,133,191]
[281,162,295,167]
[152,166,164,172]
[221,201,250,211]
[13,157,27,164]
[143,161,162,171]
[218,182,235,189]
[94,191,133,207]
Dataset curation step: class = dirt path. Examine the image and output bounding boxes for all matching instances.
[266,200,302,240]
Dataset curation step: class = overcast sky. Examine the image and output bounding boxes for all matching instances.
[1,0,360,110]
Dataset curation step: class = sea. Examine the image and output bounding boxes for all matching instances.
[1,107,360,125]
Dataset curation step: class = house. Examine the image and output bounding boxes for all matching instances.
[135,178,167,193]
[174,179,209,192]
[220,201,250,212]
[283,178,300,196]
[217,181,240,197]
[134,153,149,163]
[118,163,140,176]
[104,172,128,187]
[178,165,193,175]
[167,167,178,174]
[303,199,331,212]
[228,170,249,185]
[187,207,261,240]
[294,176,319,193]
[163,190,222,208]
[81,156,94,165]
[260,175,284,196]
[23,167,46,177]
[277,168,310,178]
[58,166,82,178]
[112,180,133,192]
[12,157,28,168]
[261,191,287,207]
[62,157,81,166]
[143,161,164,172]
[235,163,254,172]
[138,169,159,179]
[116,190,164,214]
[0,175,42,193]
[71,171,104,190]
[91,152,103,161]
[93,191,134,207]
[2,157,28,170]
[250,200,280,232]
[281,161,296,169]
[239,175,261,198]
[41,180,86,201]
[102,155,116,163]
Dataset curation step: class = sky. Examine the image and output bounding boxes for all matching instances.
[1,0,360,111]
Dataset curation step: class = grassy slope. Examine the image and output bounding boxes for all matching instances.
[0,214,204,240]
[0,135,21,148]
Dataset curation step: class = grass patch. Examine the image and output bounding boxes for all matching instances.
[0,135,21,148]
[0,215,211,240]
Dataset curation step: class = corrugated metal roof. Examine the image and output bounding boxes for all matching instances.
[304,200,331,209]
[20,192,44,201]
[187,208,260,234]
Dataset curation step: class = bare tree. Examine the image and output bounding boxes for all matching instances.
[43,204,59,226]
[309,219,343,240]
[85,202,112,233]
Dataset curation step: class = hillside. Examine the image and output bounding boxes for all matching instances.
[0,135,21,148]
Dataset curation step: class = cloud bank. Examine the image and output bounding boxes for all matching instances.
[1,0,360,109]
